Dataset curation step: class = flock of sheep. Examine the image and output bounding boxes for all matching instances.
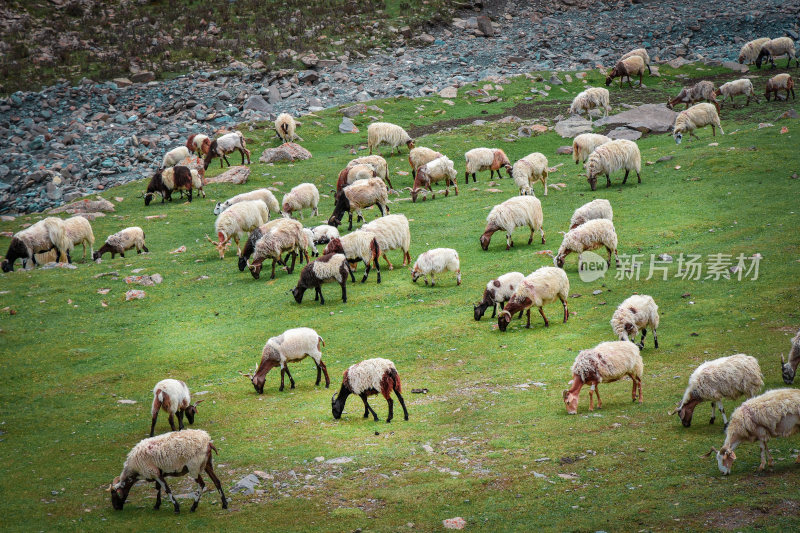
[2,38,800,515]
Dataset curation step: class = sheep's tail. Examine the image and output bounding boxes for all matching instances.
[281,123,289,135]
[370,237,381,263]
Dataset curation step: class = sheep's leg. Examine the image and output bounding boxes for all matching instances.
[561,296,569,323]
[288,252,297,274]
[156,472,179,514]
[315,360,322,386]
[631,379,638,402]
[319,286,326,305]
[374,255,382,284]
[190,475,205,512]
[464,170,469,185]
[638,73,642,87]
[168,413,177,431]
[538,307,549,327]
[314,286,320,301]
[638,328,647,349]
[605,173,611,188]
[589,383,595,411]
[638,378,643,403]
[395,387,409,421]
[758,441,768,471]
[456,269,461,285]
[595,384,602,409]
[472,173,477,183]
[223,154,231,167]
[710,402,717,425]
[154,481,162,509]
[386,397,394,423]
[381,252,394,270]
[279,367,286,391]
[525,308,531,328]
[361,259,371,283]
[284,365,296,389]
[491,303,497,318]
[528,226,534,245]
[347,212,353,231]
[360,394,379,421]
[506,232,513,250]
[270,259,277,280]
[718,402,728,427]
[204,461,228,509]
[177,410,185,430]
[319,360,330,388]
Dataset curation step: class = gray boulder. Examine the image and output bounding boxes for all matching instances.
[607,127,642,141]
[594,104,678,134]
[554,115,593,138]
[259,143,312,164]
[339,117,358,134]
[243,95,272,113]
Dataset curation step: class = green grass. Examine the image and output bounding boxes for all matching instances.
[1,63,800,531]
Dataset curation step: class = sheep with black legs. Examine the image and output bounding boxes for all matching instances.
[349,155,392,189]
[308,225,340,246]
[670,354,763,428]
[498,267,569,332]
[739,38,770,64]
[707,388,800,474]
[144,166,203,205]
[569,199,613,230]
[108,429,227,513]
[246,327,329,393]
[572,133,611,165]
[780,328,800,384]
[480,196,545,251]
[275,113,302,143]
[409,155,459,202]
[512,152,549,196]
[554,218,619,269]
[360,214,411,270]
[367,122,414,155]
[1,217,70,271]
[291,253,354,305]
[238,218,291,271]
[464,147,512,183]
[331,358,408,423]
[323,232,382,283]
[563,341,643,414]
[214,188,280,216]
[150,379,203,437]
[610,294,660,349]
[281,183,320,219]
[584,139,641,191]
[474,271,525,321]
[673,102,724,144]
[203,131,251,170]
[247,218,308,280]
[93,227,148,261]
[63,215,95,263]
[206,200,269,259]
[411,248,461,287]
[755,37,798,69]
[327,178,389,231]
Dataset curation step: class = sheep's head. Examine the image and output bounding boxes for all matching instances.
[670,398,700,427]
[249,261,262,279]
[184,399,203,425]
[331,392,344,419]
[474,302,489,321]
[1,259,11,272]
[291,286,305,303]
[204,233,231,259]
[707,446,736,475]
[503,163,513,179]
[213,202,224,215]
[411,266,422,283]
[479,233,492,251]
[781,354,796,384]
[497,309,512,332]
[673,131,683,145]
[737,53,745,64]
[323,238,343,256]
[108,475,136,510]
[562,389,579,415]
[327,215,341,228]
[604,72,615,86]
[406,139,415,150]
[585,172,598,191]
[554,254,565,269]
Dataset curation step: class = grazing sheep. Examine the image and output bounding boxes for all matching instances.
[185,134,210,156]
[569,87,611,121]
[673,103,724,144]
[563,341,643,414]
[162,146,191,169]
[291,253,355,305]
[203,131,251,170]
[360,214,411,270]
[409,155,459,202]
[367,122,414,155]
[144,166,201,205]
[667,80,720,112]
[323,232,382,283]
[411,248,461,286]
[336,163,377,192]
[512,152,549,196]
[214,189,280,216]
[331,358,408,423]
[302,228,319,258]
[620,48,652,74]
[247,218,307,280]
[108,429,227,513]
[738,38,771,64]
[610,294,660,349]
[605,55,646,88]
[474,271,525,320]
[554,218,619,269]
[408,147,443,179]
[275,113,302,143]
[572,133,611,165]
[93,227,148,261]
[237,218,294,271]
[247,327,329,393]
[584,139,641,190]
[755,37,798,69]
[480,195,545,251]
[63,215,95,262]
[569,199,613,230]
[1,217,70,271]
[498,267,569,331]
[780,328,800,384]
[670,354,763,428]
[765,73,795,102]
[308,224,340,246]
[281,183,320,219]
[327,178,389,230]
[708,388,800,474]
[349,155,392,189]
[713,79,759,108]
[206,200,269,259]
[464,147,512,183]
[150,379,203,437]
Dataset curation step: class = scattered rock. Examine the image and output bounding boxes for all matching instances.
[595,104,678,134]
[206,165,251,184]
[258,143,312,164]
[130,71,155,83]
[339,104,367,118]
[554,115,593,138]
[476,16,494,37]
[125,290,145,300]
[170,246,186,254]
[325,456,353,465]
[439,86,458,98]
[116,399,137,404]
[443,517,467,530]
[607,127,642,141]
[722,61,749,73]
[124,274,163,286]
[243,95,272,113]
[778,109,799,120]
[49,197,115,214]
[231,474,260,495]
[339,117,358,134]
[556,146,573,155]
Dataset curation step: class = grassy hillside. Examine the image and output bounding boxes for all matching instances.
[1,64,799,531]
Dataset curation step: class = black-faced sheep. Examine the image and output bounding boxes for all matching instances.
[755,37,798,69]
[246,327,329,393]
[2,217,70,272]
[291,253,355,305]
[144,166,203,205]
[474,271,525,321]
[563,341,643,414]
[605,55,645,88]
[610,294,660,349]
[780,328,800,384]
[327,178,388,231]
[498,267,569,331]
[409,155,458,202]
[331,358,408,423]
[150,379,203,437]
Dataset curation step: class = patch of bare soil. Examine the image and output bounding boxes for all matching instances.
[692,499,800,530]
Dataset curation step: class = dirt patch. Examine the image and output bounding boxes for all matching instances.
[694,499,800,530]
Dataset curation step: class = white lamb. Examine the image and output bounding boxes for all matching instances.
[247,327,329,393]
[480,195,545,251]
[281,183,320,219]
[360,214,412,270]
[93,227,148,261]
[554,218,619,269]
[572,133,611,165]
[584,139,641,190]
[411,248,461,286]
[367,122,414,155]
[161,146,191,168]
[408,146,443,178]
[206,199,269,259]
[713,79,759,108]
[569,199,613,230]
[512,152,549,196]
[569,87,611,121]
[214,188,280,216]
[610,294,660,349]
[673,102,724,144]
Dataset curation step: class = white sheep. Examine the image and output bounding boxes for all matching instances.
[563,341,643,414]
[93,227,148,261]
[498,266,569,331]
[610,294,660,349]
[246,327,329,393]
[569,198,613,230]
[302,228,319,258]
[63,215,95,262]
[572,133,611,165]
[670,354,763,428]
[150,379,203,437]
[411,248,461,286]
[275,113,302,143]
[781,328,800,384]
[349,155,392,189]
[185,134,210,156]
[108,429,227,513]
[709,388,800,474]
[161,146,191,168]
[408,146,443,178]
[323,231,382,283]
[480,195,545,251]
[554,218,619,269]
[765,73,795,102]
[292,252,354,305]
[336,163,377,192]
[367,122,414,155]
[410,155,459,202]
[738,38,770,64]
[214,188,280,216]
[1,217,70,271]
[464,147,512,183]
[203,131,251,169]
[755,37,798,69]
[206,199,269,259]
[673,102,724,144]
[309,224,340,245]
[281,183,320,219]
[569,87,611,121]
[584,139,641,190]
[713,79,759,108]
[605,55,646,87]
[327,178,388,230]
[512,152,549,196]
[473,271,525,320]
[620,48,652,74]
[360,214,411,270]
[331,358,409,423]
[247,218,307,280]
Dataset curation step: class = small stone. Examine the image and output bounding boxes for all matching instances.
[339,117,358,134]
[556,146,573,155]
[443,517,466,530]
